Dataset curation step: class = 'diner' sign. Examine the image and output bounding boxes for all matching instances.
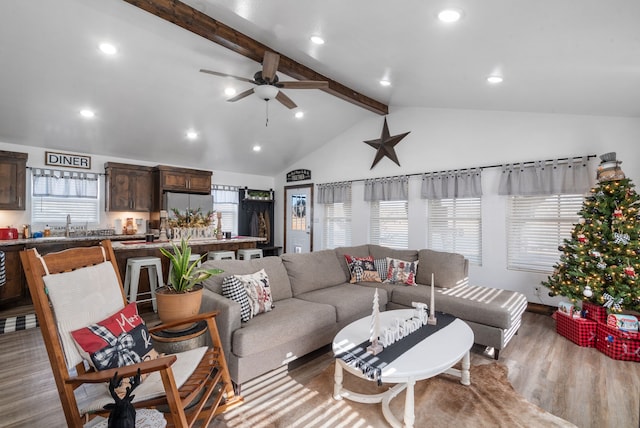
[45,151,91,169]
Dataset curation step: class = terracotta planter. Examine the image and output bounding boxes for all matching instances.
[155,284,203,331]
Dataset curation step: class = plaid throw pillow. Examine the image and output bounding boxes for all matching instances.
[70,302,159,397]
[345,255,382,283]
[374,258,388,282]
[222,275,252,322]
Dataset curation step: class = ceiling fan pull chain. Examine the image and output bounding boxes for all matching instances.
[265,100,269,127]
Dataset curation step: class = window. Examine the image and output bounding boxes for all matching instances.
[31,169,99,224]
[324,202,352,249]
[427,197,482,265]
[507,194,584,272]
[370,200,408,249]
[212,185,239,236]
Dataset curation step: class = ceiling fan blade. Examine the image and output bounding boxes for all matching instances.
[262,51,280,82]
[228,88,255,102]
[275,91,297,109]
[278,81,329,90]
[199,69,255,84]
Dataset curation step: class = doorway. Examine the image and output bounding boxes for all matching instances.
[284,184,313,254]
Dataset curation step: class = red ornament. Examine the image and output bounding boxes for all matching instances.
[613,209,623,218]
[577,234,587,243]
[624,266,636,277]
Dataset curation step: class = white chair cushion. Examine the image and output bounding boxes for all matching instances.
[44,261,125,368]
[77,346,208,414]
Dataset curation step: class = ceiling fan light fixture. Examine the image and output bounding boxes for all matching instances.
[254,85,279,100]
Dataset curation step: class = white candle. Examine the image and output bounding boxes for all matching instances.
[430,273,435,314]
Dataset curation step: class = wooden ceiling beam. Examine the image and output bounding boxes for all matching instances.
[122,0,388,115]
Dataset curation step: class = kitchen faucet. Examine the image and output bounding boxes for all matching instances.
[65,214,71,238]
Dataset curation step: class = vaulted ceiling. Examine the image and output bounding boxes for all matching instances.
[1,0,638,176]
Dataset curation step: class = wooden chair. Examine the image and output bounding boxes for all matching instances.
[20,240,242,427]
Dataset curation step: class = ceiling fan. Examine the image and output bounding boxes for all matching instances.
[200,51,329,109]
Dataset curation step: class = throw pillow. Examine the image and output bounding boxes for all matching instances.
[70,302,159,397]
[385,257,418,286]
[222,275,252,322]
[344,255,382,283]
[233,269,274,318]
[374,258,388,282]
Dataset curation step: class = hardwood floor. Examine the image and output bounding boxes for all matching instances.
[0,311,638,427]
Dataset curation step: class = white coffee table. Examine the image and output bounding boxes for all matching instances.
[332,309,474,428]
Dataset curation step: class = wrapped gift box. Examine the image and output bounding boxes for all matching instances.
[582,300,607,324]
[555,312,597,348]
[596,322,640,362]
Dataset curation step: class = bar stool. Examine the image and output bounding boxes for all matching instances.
[207,250,236,261]
[237,248,263,260]
[168,253,202,285]
[123,256,164,312]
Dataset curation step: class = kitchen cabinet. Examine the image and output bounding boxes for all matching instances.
[105,162,153,212]
[155,165,211,194]
[0,245,25,306]
[0,150,28,210]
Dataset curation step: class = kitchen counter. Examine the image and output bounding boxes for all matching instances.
[110,236,265,251]
[0,234,147,247]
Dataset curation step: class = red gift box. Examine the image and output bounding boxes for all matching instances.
[582,300,607,324]
[555,312,597,347]
[596,322,640,362]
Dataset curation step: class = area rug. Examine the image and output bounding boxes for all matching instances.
[0,313,38,335]
[212,362,576,428]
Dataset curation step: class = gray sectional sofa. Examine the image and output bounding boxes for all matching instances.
[199,244,528,390]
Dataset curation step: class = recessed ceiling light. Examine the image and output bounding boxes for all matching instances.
[379,79,391,87]
[79,109,95,118]
[186,130,198,140]
[225,87,237,97]
[295,111,304,119]
[438,9,462,23]
[99,43,117,55]
[310,35,325,45]
[253,145,261,152]
[487,75,504,84]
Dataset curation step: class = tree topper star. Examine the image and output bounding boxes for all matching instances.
[363,118,410,169]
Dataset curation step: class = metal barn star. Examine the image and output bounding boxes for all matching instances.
[363,118,410,169]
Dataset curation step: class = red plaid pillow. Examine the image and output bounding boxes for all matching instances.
[71,302,159,396]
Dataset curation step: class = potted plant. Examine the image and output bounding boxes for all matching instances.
[156,238,223,330]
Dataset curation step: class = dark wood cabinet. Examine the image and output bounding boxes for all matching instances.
[105,163,153,212]
[155,166,211,194]
[0,245,25,306]
[0,150,28,210]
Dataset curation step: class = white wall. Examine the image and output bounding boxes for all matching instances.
[0,141,274,232]
[274,107,640,304]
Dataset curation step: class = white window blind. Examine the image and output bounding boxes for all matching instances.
[212,186,239,236]
[507,194,584,272]
[31,169,100,224]
[370,200,408,249]
[324,202,352,249]
[427,197,482,265]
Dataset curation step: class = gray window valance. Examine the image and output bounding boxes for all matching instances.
[317,181,352,204]
[421,168,482,199]
[364,176,408,202]
[498,156,592,196]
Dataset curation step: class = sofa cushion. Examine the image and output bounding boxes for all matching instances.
[334,245,371,281]
[296,284,388,324]
[417,249,468,288]
[391,283,528,330]
[369,244,418,262]
[282,250,348,296]
[200,256,293,301]
[232,298,336,357]
[345,255,382,283]
[385,257,418,285]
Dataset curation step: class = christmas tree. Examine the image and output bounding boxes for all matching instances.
[543,153,640,313]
